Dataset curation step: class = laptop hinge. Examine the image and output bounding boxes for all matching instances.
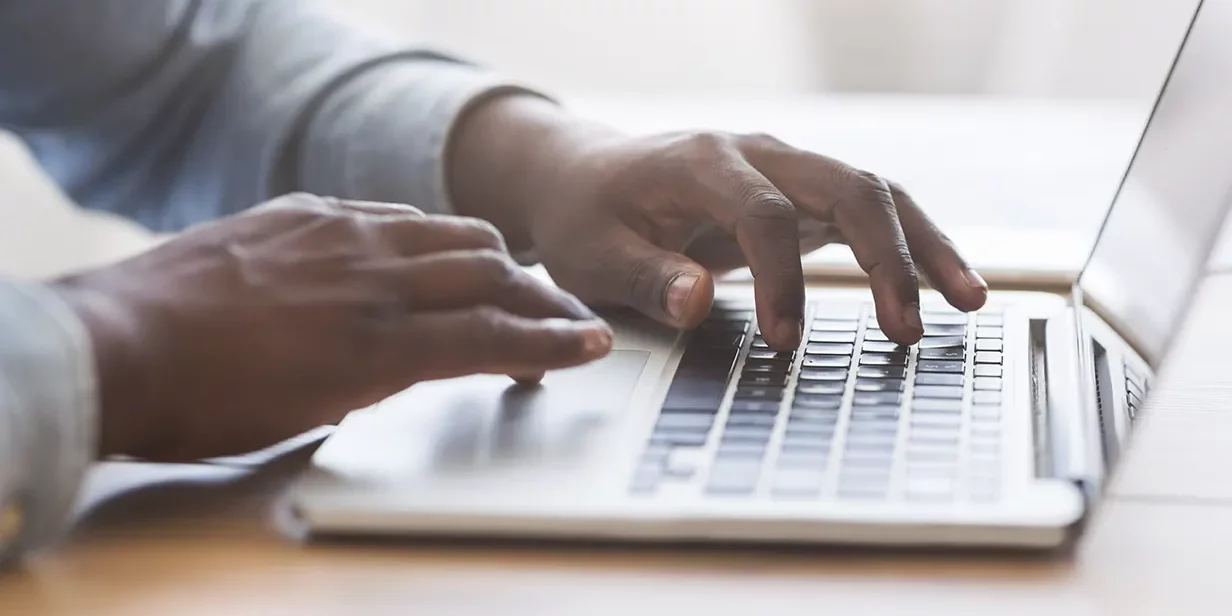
[1034,306,1105,500]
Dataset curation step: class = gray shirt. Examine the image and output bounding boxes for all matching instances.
[0,0,533,565]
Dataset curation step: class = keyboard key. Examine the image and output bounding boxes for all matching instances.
[695,332,746,348]
[918,347,965,361]
[850,403,900,417]
[655,413,716,431]
[770,469,825,498]
[707,462,762,495]
[662,379,727,411]
[799,368,849,381]
[923,324,966,336]
[733,387,784,401]
[908,429,960,446]
[918,336,965,349]
[914,373,964,387]
[793,394,844,410]
[725,413,777,428]
[912,398,963,413]
[976,327,1004,339]
[740,372,788,387]
[803,356,852,368]
[971,407,1001,421]
[912,385,964,400]
[805,343,855,356]
[844,433,897,450]
[974,365,1003,378]
[789,408,841,423]
[721,426,775,443]
[970,424,1000,439]
[846,420,899,435]
[906,448,960,464]
[977,314,1003,327]
[917,360,964,373]
[911,413,962,428]
[695,320,750,335]
[921,313,967,325]
[854,378,904,392]
[973,377,1002,391]
[747,349,795,361]
[858,366,908,379]
[716,442,768,459]
[649,430,710,447]
[863,329,890,342]
[749,337,770,349]
[775,451,831,469]
[730,400,781,414]
[781,434,834,453]
[708,309,754,322]
[742,360,792,374]
[812,319,859,332]
[975,339,1004,352]
[974,352,1003,365]
[786,420,837,437]
[862,341,909,353]
[809,331,857,344]
[795,382,845,396]
[852,391,903,406]
[859,353,908,367]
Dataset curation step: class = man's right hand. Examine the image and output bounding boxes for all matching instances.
[50,193,612,462]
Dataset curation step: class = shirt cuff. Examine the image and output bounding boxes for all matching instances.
[295,58,554,219]
[0,280,98,567]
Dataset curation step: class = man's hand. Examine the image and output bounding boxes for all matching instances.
[451,96,988,351]
[51,194,611,461]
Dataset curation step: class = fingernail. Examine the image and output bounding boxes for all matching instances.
[580,323,614,357]
[964,268,988,291]
[775,319,804,349]
[902,303,923,334]
[665,273,699,321]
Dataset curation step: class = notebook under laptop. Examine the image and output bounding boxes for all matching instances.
[284,0,1229,549]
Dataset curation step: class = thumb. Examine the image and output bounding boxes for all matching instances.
[571,229,715,328]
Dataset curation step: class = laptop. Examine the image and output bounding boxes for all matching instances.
[284,0,1229,549]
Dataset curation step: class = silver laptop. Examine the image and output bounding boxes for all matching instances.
[285,0,1230,549]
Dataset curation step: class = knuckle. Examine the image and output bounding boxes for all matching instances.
[686,131,730,151]
[459,217,508,252]
[741,189,797,222]
[471,249,520,287]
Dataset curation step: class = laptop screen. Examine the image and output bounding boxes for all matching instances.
[1077,0,1232,366]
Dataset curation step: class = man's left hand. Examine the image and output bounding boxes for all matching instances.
[450,96,989,351]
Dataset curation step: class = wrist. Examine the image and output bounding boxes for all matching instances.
[447,93,620,254]
[49,277,155,458]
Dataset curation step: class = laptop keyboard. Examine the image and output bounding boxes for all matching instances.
[631,300,1006,503]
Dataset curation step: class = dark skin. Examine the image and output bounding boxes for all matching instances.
[451,95,988,348]
[52,94,986,461]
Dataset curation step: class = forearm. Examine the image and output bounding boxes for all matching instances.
[0,0,535,231]
[0,280,98,568]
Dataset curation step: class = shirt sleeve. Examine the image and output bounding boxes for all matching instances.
[0,0,548,230]
[0,280,97,568]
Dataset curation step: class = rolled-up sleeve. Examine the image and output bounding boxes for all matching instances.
[0,280,97,568]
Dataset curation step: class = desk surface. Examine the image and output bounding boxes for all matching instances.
[3,274,1232,616]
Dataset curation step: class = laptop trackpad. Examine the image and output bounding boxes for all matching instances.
[312,351,651,483]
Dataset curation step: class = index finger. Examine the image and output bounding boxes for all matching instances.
[825,166,924,344]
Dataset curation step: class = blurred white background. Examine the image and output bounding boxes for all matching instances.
[0,0,1201,278]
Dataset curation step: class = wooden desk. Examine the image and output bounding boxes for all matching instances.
[1,276,1230,616]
